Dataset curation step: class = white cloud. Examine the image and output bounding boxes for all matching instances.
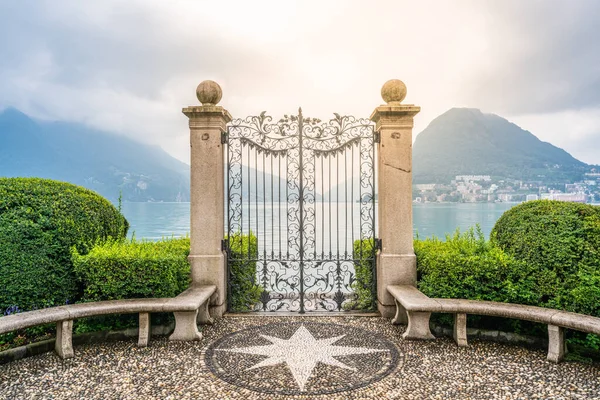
[1,0,599,164]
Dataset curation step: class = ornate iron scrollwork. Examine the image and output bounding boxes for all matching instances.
[226,108,377,313]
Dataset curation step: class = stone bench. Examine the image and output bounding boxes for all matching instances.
[387,284,600,363]
[0,284,216,359]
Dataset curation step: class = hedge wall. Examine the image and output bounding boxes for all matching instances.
[347,238,377,311]
[416,228,536,306]
[73,234,260,318]
[227,233,262,312]
[72,237,191,301]
[0,178,128,313]
[417,220,600,354]
[71,237,191,333]
[491,200,600,316]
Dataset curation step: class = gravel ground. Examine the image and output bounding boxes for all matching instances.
[0,316,599,399]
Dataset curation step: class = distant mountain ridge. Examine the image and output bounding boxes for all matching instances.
[0,108,190,202]
[3,107,592,203]
[413,108,590,184]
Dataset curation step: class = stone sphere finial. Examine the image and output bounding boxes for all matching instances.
[196,80,222,106]
[381,79,407,105]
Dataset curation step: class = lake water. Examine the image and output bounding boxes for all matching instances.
[120,202,521,242]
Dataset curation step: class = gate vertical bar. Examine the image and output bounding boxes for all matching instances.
[371,130,378,310]
[226,127,232,312]
[298,108,305,314]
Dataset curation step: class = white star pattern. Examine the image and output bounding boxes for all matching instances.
[218,325,387,391]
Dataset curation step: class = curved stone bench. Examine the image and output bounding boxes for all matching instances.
[388,284,600,363]
[0,284,216,359]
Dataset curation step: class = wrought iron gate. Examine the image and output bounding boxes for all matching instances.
[225,109,377,313]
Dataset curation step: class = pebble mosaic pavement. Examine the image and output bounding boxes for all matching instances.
[0,316,599,399]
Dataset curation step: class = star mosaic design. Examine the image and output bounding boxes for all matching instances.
[205,322,401,395]
[217,324,387,391]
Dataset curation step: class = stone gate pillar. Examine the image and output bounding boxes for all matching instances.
[370,79,420,320]
[183,80,231,318]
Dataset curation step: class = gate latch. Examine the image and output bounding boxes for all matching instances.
[221,130,228,144]
[221,239,228,252]
[375,238,382,251]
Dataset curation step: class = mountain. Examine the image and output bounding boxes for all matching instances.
[0,108,190,202]
[413,108,589,184]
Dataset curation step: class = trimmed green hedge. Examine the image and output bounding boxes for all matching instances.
[416,228,536,305]
[0,178,128,313]
[72,237,191,301]
[416,222,600,355]
[71,237,191,333]
[73,233,260,314]
[227,233,262,312]
[347,238,377,311]
[415,228,543,340]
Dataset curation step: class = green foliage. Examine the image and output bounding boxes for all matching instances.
[227,233,262,312]
[417,216,600,355]
[416,227,539,331]
[491,200,600,315]
[73,232,263,312]
[72,237,191,301]
[68,233,260,329]
[71,237,191,333]
[490,200,600,352]
[346,238,377,311]
[0,178,128,313]
[416,227,536,305]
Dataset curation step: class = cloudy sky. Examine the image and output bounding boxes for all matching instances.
[1,0,599,164]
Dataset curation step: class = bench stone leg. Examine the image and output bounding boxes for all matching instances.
[55,320,74,359]
[391,299,408,325]
[403,311,435,340]
[547,325,565,363]
[453,313,468,347]
[196,299,213,325]
[138,313,151,347]
[169,310,202,341]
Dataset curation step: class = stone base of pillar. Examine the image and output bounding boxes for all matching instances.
[378,302,399,320]
[188,253,226,311]
[209,303,226,319]
[377,253,416,309]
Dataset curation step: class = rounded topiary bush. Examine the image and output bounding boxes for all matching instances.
[0,178,128,313]
[491,200,600,316]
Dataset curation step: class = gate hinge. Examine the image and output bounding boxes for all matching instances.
[221,239,228,251]
[375,238,382,251]
[374,131,381,143]
[221,130,228,144]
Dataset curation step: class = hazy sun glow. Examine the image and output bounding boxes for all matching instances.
[1,0,599,164]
